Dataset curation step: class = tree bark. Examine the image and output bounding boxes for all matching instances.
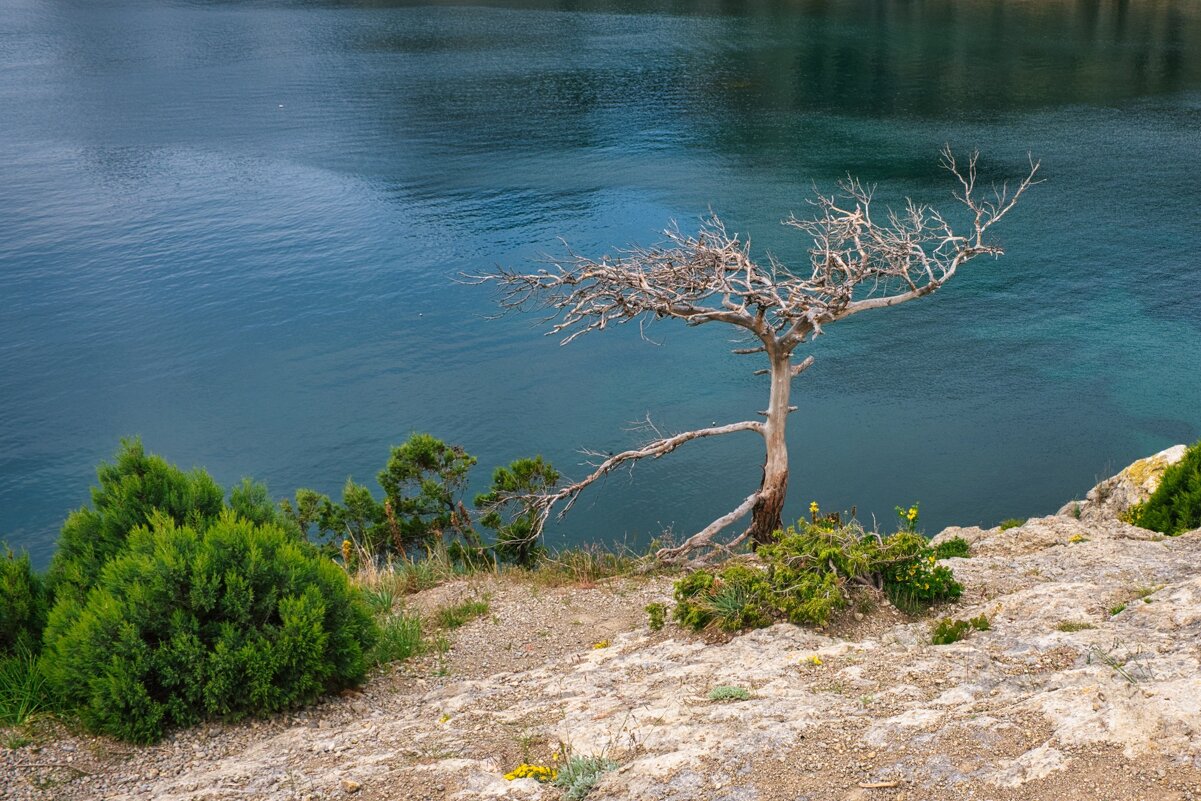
[748,347,792,544]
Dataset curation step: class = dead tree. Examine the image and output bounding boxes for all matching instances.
[475,148,1040,563]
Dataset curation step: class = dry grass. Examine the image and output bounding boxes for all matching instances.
[343,539,670,601]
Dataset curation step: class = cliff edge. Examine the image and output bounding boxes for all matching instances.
[5,447,1199,801]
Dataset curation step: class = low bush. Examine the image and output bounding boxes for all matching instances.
[672,520,963,632]
[42,512,377,743]
[998,518,1026,532]
[645,602,666,631]
[931,614,990,645]
[1127,441,1201,536]
[931,536,971,559]
[1,547,48,656]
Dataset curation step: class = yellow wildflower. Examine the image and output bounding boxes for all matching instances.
[809,501,820,514]
[592,639,610,649]
[504,764,557,782]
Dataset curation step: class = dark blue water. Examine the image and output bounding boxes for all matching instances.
[3,0,1200,565]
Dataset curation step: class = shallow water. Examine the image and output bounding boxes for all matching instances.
[2,0,1200,564]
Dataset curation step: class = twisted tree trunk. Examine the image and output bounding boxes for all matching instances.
[748,346,793,543]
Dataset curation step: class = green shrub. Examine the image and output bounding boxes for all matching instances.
[931,614,989,645]
[474,456,560,568]
[42,512,376,743]
[880,536,964,614]
[285,434,483,561]
[645,602,666,631]
[672,520,963,632]
[998,518,1026,532]
[0,547,48,656]
[1127,441,1201,535]
[48,439,226,605]
[931,537,971,559]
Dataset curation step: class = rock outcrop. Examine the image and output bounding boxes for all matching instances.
[1054,443,1187,523]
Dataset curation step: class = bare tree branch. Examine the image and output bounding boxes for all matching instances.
[654,491,762,563]
[531,420,765,533]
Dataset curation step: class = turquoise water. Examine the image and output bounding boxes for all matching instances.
[2,0,1199,565]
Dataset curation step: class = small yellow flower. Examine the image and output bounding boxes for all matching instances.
[809,501,820,514]
[805,654,823,667]
[438,713,451,724]
[592,639,610,649]
[505,764,557,782]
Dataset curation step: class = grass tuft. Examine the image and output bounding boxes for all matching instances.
[0,648,51,728]
[1056,621,1095,632]
[435,598,490,630]
[371,613,424,665]
[707,685,751,702]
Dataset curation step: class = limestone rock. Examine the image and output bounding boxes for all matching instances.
[1057,443,1187,522]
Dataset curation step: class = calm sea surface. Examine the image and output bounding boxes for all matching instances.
[3,0,1200,564]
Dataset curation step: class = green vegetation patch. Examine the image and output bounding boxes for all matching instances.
[672,520,963,633]
[42,512,376,743]
[554,755,618,801]
[436,598,490,630]
[1,548,48,657]
[0,647,51,728]
[998,518,1026,532]
[931,536,971,559]
[372,613,425,665]
[1126,441,1201,535]
[1056,621,1095,632]
[645,602,667,631]
[707,685,751,702]
[931,615,990,645]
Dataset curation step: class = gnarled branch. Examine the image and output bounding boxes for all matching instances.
[526,420,764,538]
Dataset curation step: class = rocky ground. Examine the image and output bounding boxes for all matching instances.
[4,447,1201,801]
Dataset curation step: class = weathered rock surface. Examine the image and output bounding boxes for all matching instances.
[1054,443,1187,523]
[5,448,1200,801]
